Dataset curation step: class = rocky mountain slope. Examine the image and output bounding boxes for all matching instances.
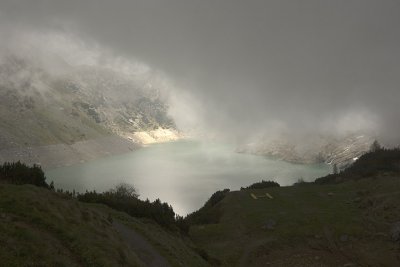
[0,53,376,169]
[0,55,178,148]
[237,134,375,169]
[0,54,181,166]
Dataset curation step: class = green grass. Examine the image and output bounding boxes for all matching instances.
[2,174,400,266]
[0,184,210,267]
[189,176,400,266]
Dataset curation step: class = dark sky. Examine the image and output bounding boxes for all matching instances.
[1,0,399,144]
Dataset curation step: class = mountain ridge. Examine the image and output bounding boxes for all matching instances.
[0,54,181,167]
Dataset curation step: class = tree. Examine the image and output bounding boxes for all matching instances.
[240,180,280,190]
[333,163,338,174]
[370,140,382,152]
[78,185,179,229]
[0,161,48,188]
[109,183,139,199]
[49,181,55,190]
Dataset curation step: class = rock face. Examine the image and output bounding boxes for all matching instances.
[237,134,375,169]
[0,55,178,150]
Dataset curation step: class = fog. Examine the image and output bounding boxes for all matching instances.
[1,0,399,145]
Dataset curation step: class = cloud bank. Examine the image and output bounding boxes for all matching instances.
[0,0,399,145]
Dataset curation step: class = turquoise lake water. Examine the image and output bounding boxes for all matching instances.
[46,140,330,215]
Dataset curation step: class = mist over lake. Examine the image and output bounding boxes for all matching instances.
[46,140,330,215]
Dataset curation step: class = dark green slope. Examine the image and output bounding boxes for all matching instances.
[0,184,209,267]
[189,177,400,266]
[187,149,400,266]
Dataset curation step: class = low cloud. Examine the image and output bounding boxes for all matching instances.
[0,0,399,146]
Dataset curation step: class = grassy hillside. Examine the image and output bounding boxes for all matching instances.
[188,176,400,266]
[3,149,400,266]
[187,147,400,266]
[0,183,209,267]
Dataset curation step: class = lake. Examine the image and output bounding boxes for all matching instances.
[46,140,330,215]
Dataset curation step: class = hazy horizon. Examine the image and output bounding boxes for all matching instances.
[1,0,399,145]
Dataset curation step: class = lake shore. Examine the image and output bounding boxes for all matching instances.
[0,128,184,169]
[0,135,139,169]
[46,140,330,215]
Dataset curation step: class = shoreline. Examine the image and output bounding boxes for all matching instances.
[0,128,184,170]
[0,135,139,169]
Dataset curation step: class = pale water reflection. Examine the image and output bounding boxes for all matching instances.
[46,140,330,215]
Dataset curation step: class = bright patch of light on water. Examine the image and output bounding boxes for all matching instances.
[46,140,330,215]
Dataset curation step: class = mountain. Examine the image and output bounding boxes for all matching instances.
[237,133,375,169]
[0,54,180,167]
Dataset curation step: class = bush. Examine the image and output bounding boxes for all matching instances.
[184,189,230,226]
[0,161,48,188]
[240,180,280,190]
[293,177,311,186]
[78,184,177,230]
[108,183,139,199]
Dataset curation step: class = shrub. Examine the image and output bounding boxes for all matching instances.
[0,161,48,188]
[240,180,280,190]
[184,189,230,226]
[108,183,139,199]
[78,184,177,230]
[293,177,311,186]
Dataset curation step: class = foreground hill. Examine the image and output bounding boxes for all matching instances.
[0,183,209,267]
[188,176,400,266]
[187,149,400,266]
[3,149,400,266]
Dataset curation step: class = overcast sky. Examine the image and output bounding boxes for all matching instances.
[1,0,399,144]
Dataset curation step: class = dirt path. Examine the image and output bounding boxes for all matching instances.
[113,221,171,267]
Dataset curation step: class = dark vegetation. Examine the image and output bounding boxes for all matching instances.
[185,146,400,232]
[315,147,400,184]
[3,143,400,266]
[0,161,48,188]
[293,177,310,186]
[78,186,179,230]
[0,161,185,232]
[78,184,219,264]
[240,180,280,190]
[182,181,283,247]
[184,189,230,226]
[4,146,400,236]
[0,162,213,266]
